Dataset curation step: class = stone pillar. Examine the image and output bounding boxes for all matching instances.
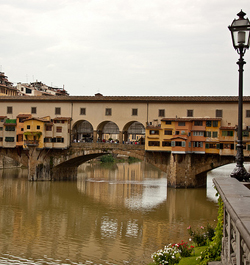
[168,153,199,188]
[28,147,52,181]
[123,131,128,143]
[93,130,97,143]
[119,131,123,144]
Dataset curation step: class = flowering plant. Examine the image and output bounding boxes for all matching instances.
[187,224,215,246]
[151,243,181,265]
[173,241,194,257]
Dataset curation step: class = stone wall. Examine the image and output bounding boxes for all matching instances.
[214,177,250,265]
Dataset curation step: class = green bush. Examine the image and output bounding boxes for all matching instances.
[197,195,224,264]
[187,224,215,247]
[100,154,115,163]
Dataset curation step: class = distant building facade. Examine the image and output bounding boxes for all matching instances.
[16,81,69,96]
[0,72,18,96]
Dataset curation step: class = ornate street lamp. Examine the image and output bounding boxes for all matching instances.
[229,10,250,181]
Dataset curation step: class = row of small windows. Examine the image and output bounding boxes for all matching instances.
[5,106,250,118]
[158,109,224,118]
[6,107,139,116]
[5,105,250,118]
[148,141,240,150]
[150,129,219,138]
[44,137,64,143]
[163,120,219,127]
[0,137,64,143]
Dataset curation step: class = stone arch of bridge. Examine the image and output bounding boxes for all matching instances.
[122,121,145,144]
[72,120,94,142]
[97,121,120,142]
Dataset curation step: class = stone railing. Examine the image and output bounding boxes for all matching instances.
[213,177,250,265]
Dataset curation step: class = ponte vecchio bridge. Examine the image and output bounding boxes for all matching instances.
[1,95,250,188]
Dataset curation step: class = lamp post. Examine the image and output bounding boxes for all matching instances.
[229,10,250,181]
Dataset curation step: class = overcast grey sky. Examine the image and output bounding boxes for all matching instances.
[1,0,250,96]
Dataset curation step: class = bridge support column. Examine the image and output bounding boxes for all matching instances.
[119,131,123,144]
[123,131,128,143]
[168,154,206,188]
[28,147,52,181]
[93,130,97,143]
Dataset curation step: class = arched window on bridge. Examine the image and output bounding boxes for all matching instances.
[99,121,120,142]
[124,121,145,144]
[72,120,93,142]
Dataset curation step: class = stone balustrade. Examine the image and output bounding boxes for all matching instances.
[213,177,250,265]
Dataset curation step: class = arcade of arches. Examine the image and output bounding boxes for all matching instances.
[72,120,145,144]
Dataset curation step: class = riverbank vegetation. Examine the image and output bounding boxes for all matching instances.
[100,154,141,164]
[149,194,224,265]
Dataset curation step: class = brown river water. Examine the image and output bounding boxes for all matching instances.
[0,161,237,265]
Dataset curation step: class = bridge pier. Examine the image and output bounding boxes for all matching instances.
[28,147,52,181]
[168,154,207,188]
[145,152,234,188]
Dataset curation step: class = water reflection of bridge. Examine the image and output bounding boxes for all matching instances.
[0,165,218,264]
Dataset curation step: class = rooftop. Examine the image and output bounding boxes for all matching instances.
[0,95,248,103]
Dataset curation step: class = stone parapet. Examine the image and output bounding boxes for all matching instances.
[213,177,250,265]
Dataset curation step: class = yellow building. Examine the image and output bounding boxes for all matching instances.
[16,114,32,147]
[204,119,221,154]
[23,117,48,150]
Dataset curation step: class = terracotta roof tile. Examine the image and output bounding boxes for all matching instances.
[0,95,249,103]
